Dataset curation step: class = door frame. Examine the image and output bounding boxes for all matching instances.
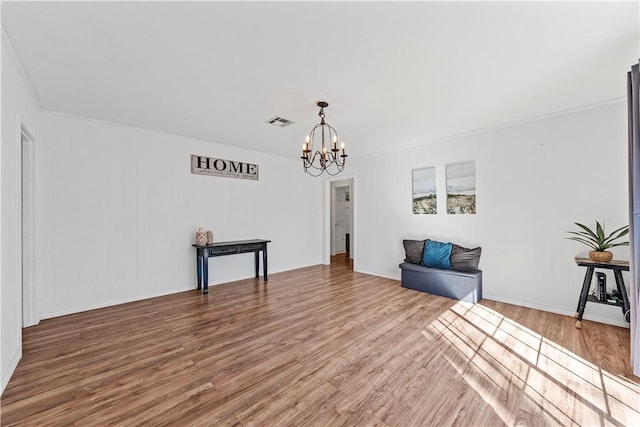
[324,174,356,265]
[21,125,38,327]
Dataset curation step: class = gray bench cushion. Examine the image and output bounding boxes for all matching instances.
[399,262,482,303]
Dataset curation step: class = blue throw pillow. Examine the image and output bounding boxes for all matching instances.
[422,240,452,269]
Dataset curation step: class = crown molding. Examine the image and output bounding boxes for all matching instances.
[2,27,42,109]
[356,97,626,160]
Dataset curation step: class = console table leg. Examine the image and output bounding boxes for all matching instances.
[203,258,209,294]
[255,251,259,278]
[263,247,268,281]
[197,255,202,290]
[575,267,594,327]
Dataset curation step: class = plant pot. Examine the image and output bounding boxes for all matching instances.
[589,250,613,263]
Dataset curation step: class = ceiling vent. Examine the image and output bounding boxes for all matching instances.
[266,116,294,128]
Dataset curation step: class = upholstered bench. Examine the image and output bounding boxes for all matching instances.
[399,262,482,303]
[400,239,483,303]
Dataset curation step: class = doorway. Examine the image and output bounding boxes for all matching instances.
[332,185,350,255]
[326,175,355,268]
[21,128,38,327]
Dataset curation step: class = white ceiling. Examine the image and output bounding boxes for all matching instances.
[2,1,638,159]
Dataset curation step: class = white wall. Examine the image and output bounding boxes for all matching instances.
[36,111,323,318]
[351,100,630,326]
[1,38,40,393]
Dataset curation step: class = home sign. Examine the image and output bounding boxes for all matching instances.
[191,155,259,181]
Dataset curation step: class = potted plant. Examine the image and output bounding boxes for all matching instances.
[566,220,629,262]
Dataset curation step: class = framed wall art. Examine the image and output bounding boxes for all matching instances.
[446,161,476,214]
[412,166,437,214]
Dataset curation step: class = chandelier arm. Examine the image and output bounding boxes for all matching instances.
[324,162,346,176]
[306,152,323,169]
[304,155,330,172]
[303,162,328,177]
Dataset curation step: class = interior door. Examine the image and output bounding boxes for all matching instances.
[334,187,347,253]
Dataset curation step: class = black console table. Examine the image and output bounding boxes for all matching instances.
[193,239,270,294]
[574,257,630,328]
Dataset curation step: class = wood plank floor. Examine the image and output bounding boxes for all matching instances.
[2,254,639,426]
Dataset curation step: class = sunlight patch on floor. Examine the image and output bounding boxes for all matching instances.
[423,301,640,426]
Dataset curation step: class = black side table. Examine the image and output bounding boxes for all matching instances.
[574,257,630,328]
[193,239,270,294]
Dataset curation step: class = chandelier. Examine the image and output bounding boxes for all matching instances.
[301,101,347,176]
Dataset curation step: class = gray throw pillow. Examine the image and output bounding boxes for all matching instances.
[450,244,482,272]
[403,240,425,264]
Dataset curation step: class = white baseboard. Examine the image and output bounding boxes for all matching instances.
[353,267,400,282]
[1,348,22,395]
[39,285,194,320]
[484,294,629,328]
[350,269,629,328]
[37,264,320,320]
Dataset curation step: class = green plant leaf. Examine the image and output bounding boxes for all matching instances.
[574,222,599,241]
[607,242,629,248]
[567,221,630,252]
[566,231,598,244]
[595,221,605,242]
[604,226,629,244]
[608,225,629,237]
[565,236,599,250]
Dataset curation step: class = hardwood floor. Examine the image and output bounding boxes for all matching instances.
[2,254,639,426]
